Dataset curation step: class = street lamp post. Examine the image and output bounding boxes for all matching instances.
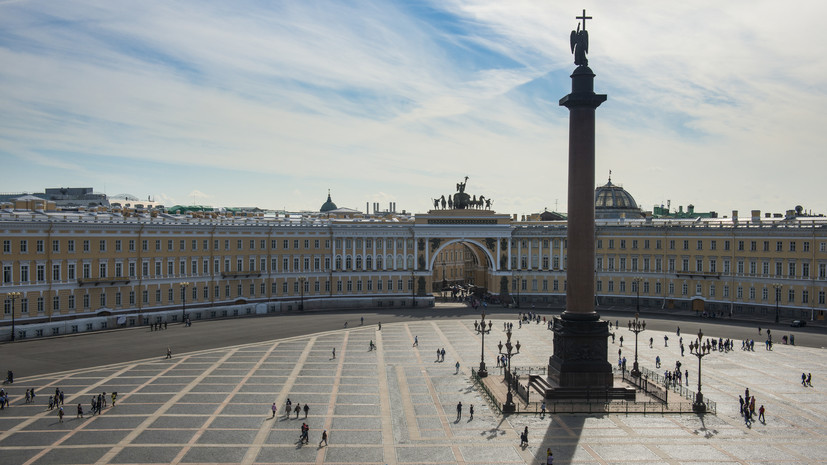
[6,292,21,342]
[180,282,190,323]
[477,311,491,377]
[690,329,712,413]
[299,277,306,311]
[497,330,521,413]
[628,312,645,377]
[773,283,781,324]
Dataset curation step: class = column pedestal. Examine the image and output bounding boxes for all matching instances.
[547,315,612,388]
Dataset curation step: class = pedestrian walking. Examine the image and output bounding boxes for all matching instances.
[285,399,292,418]
[802,372,807,386]
[664,335,669,347]
[441,348,446,361]
[413,335,418,347]
[332,348,336,359]
[77,403,83,418]
[619,335,623,347]
[455,361,460,374]
[520,426,529,446]
[271,402,277,418]
[436,349,440,362]
[111,392,117,406]
[294,403,301,418]
[319,429,328,447]
[541,401,546,417]
[166,347,172,359]
[456,401,462,421]
[303,403,309,418]
[469,404,474,420]
[58,406,64,423]
[361,316,364,325]
[547,448,554,464]
[758,405,765,422]
[807,373,813,386]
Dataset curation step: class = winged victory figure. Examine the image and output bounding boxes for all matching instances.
[570,24,588,66]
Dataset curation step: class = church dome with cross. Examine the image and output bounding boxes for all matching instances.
[594,174,643,219]
[320,191,337,213]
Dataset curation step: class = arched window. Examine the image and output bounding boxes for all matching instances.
[396,254,404,269]
[345,255,352,270]
[356,255,363,270]
[407,254,414,269]
[335,255,342,270]
[376,255,383,269]
[366,256,373,269]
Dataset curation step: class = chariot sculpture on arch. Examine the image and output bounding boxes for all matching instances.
[430,176,492,210]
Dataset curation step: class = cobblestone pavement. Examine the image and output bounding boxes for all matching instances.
[0,319,825,464]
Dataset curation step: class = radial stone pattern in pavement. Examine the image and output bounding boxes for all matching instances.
[0,320,825,464]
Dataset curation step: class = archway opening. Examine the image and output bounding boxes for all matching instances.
[429,240,495,302]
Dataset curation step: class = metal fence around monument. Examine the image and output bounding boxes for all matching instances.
[634,366,717,414]
[470,368,502,414]
[473,366,716,415]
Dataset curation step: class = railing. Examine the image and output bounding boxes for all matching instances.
[621,369,668,403]
[638,366,717,414]
[507,400,701,415]
[470,368,501,414]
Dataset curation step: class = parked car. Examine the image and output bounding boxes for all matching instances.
[791,320,806,327]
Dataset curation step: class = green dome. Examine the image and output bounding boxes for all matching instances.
[320,192,337,213]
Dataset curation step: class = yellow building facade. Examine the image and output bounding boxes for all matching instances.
[2,204,826,339]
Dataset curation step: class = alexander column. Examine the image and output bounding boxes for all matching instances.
[548,10,613,391]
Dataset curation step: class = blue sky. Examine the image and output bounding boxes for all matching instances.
[2,1,826,216]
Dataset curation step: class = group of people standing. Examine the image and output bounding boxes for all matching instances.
[739,387,765,425]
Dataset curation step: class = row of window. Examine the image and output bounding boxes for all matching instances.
[7,237,827,255]
[2,278,417,314]
[1,253,422,284]
[595,256,827,278]
[594,280,827,305]
[597,238,825,253]
[1,237,423,255]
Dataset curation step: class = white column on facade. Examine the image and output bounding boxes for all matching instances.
[559,240,564,270]
[362,237,366,271]
[424,237,429,272]
[352,237,357,271]
[527,240,532,270]
[517,239,522,270]
[412,236,418,271]
[382,238,387,270]
[496,238,501,271]
[507,239,512,270]
[373,237,377,271]
[331,237,336,271]
[403,238,407,270]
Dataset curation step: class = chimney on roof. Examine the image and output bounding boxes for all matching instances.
[751,210,761,224]
[732,210,738,224]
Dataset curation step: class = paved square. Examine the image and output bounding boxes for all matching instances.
[0,319,825,464]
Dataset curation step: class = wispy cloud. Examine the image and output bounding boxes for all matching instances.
[1,0,825,214]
